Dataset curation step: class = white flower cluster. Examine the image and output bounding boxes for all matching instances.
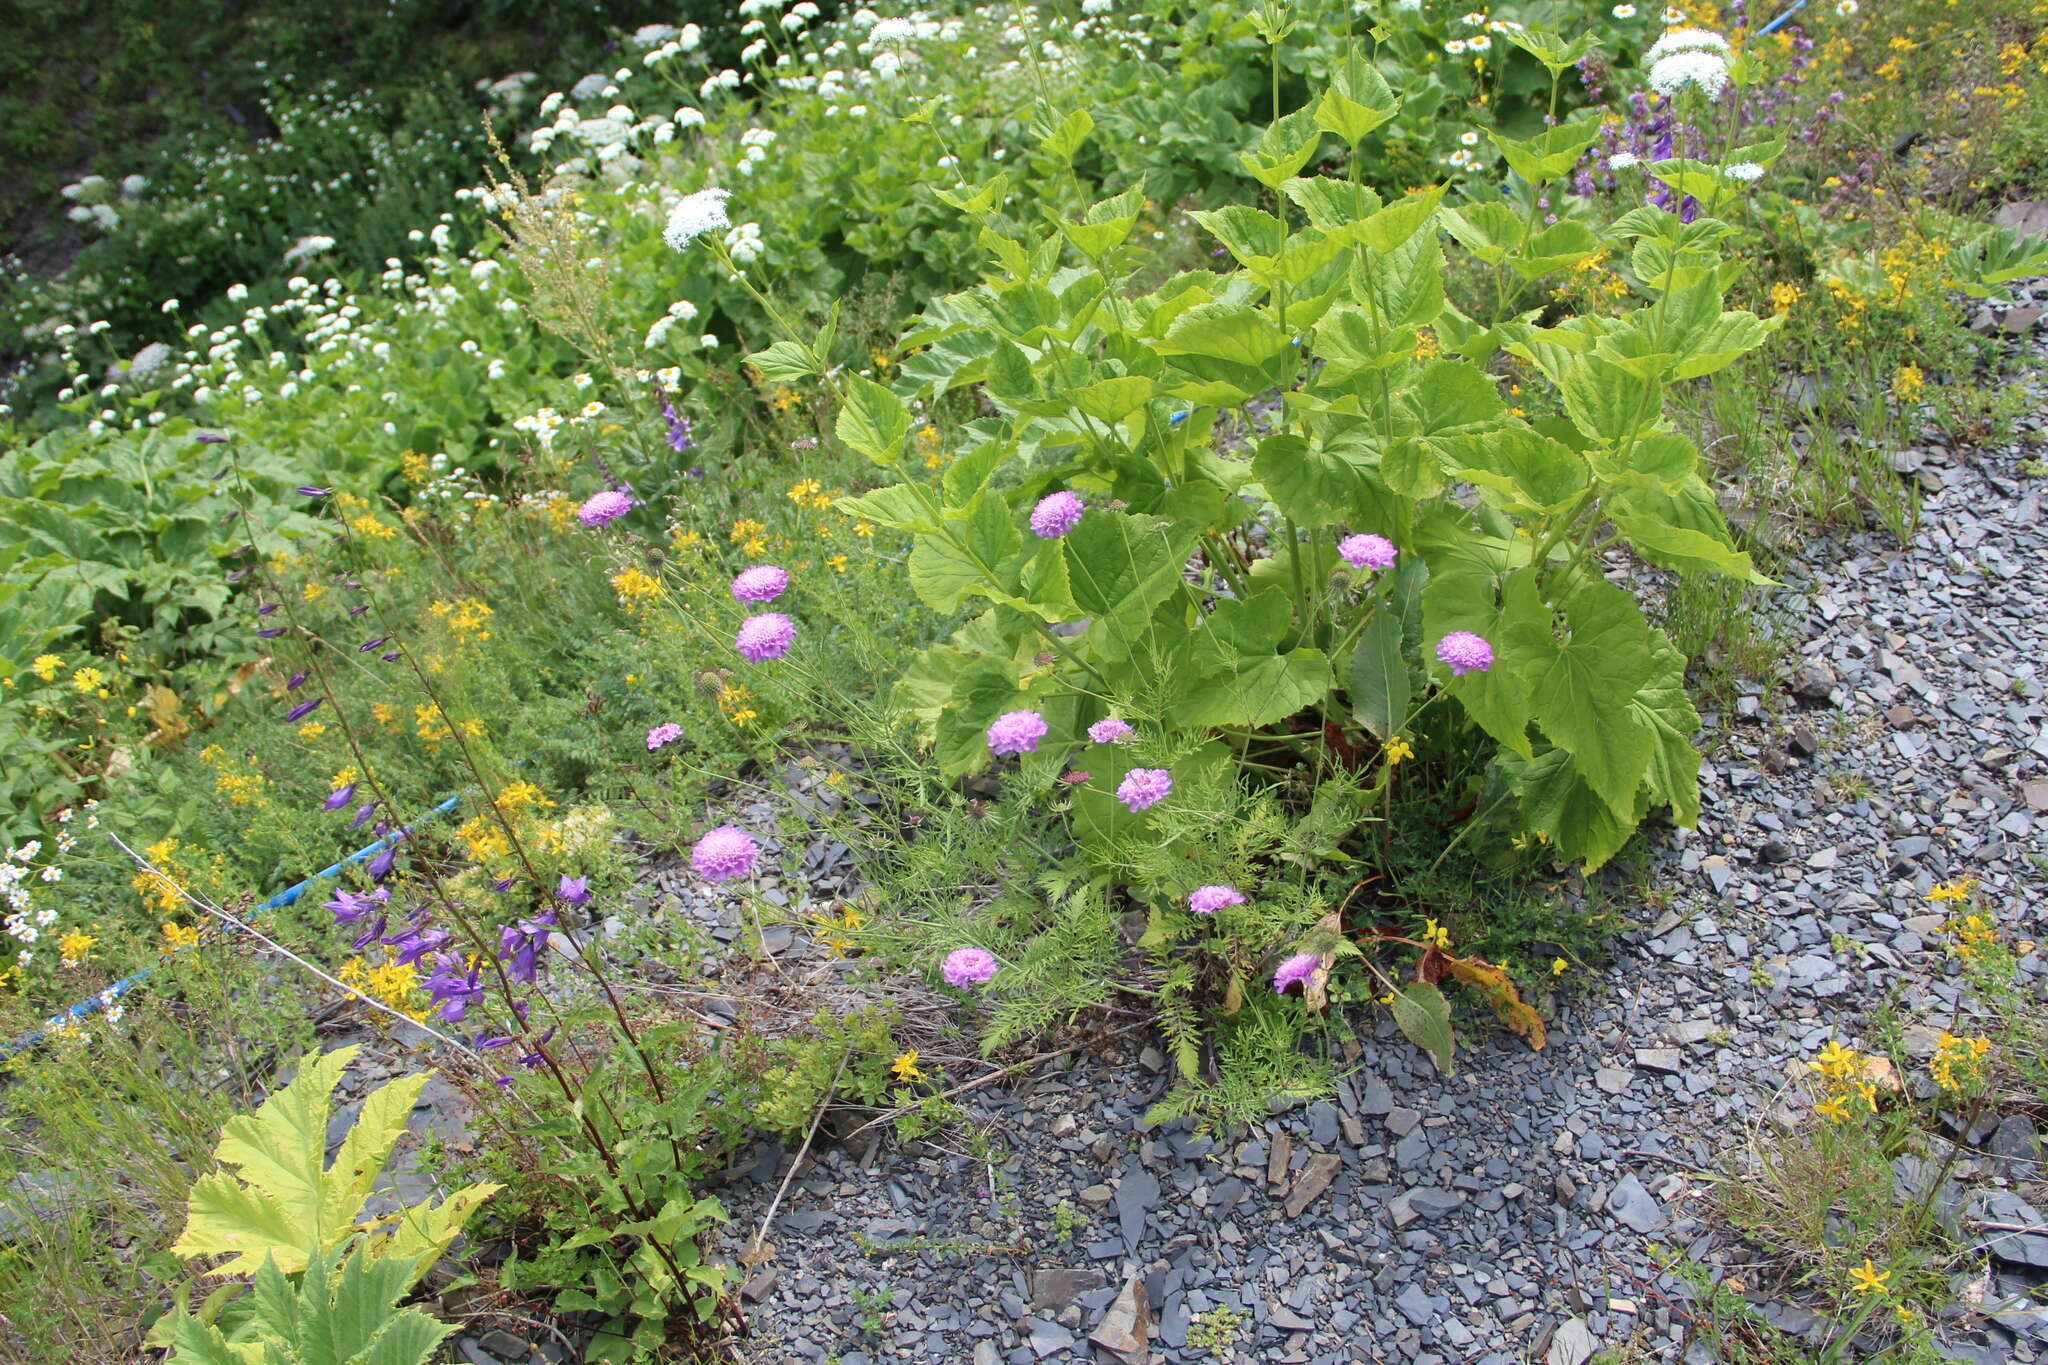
[645,298,701,349]
[665,188,733,250]
[724,221,766,263]
[1644,29,1731,98]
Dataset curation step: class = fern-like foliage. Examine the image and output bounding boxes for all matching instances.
[164,1242,452,1365]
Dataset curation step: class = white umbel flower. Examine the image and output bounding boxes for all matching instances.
[1725,161,1765,182]
[1608,152,1641,169]
[1647,49,1729,97]
[664,188,732,249]
[1644,27,1729,64]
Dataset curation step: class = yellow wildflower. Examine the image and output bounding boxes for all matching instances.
[72,667,105,694]
[31,654,62,682]
[162,921,201,952]
[57,929,97,966]
[1849,1259,1891,1296]
[1384,736,1415,766]
[612,567,664,612]
[1891,364,1925,402]
[1421,918,1452,949]
[297,722,326,742]
[1551,957,1568,976]
[1924,876,1976,903]
[891,1050,924,1081]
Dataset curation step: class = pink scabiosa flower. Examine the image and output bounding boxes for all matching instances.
[1116,767,1172,812]
[1188,885,1245,915]
[730,564,789,604]
[1029,490,1085,539]
[942,946,999,987]
[735,612,795,662]
[1435,631,1494,676]
[578,489,634,527]
[986,709,1048,756]
[1273,952,1321,994]
[1087,717,1134,745]
[1338,533,1397,571]
[647,722,684,751]
[691,825,758,881]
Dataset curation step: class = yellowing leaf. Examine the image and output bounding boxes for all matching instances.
[171,1045,500,1283]
[1444,954,1547,1051]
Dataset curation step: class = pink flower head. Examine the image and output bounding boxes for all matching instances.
[691,825,758,881]
[1061,769,1092,786]
[736,612,795,662]
[578,489,634,528]
[647,722,684,751]
[1087,717,1134,745]
[1116,767,1172,812]
[1273,951,1321,994]
[1029,490,1085,539]
[1188,885,1245,915]
[986,709,1049,756]
[1435,630,1494,676]
[942,946,1000,987]
[730,564,789,604]
[1338,533,1397,571]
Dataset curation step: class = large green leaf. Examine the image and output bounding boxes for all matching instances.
[171,1046,499,1281]
[1171,648,1331,728]
[1607,481,1759,581]
[1526,579,1655,820]
[1487,119,1603,184]
[1062,510,1193,620]
[1505,744,1641,871]
[1253,433,1364,528]
[1390,982,1455,1075]
[1347,609,1410,741]
[1628,631,1702,827]
[1159,301,1296,406]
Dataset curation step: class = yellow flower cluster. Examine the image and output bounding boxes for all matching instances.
[1891,363,1925,402]
[31,654,63,682]
[339,956,429,1022]
[1930,1031,1990,1096]
[1769,281,1802,315]
[730,518,770,556]
[718,682,758,728]
[350,513,398,540]
[428,597,494,644]
[812,902,865,958]
[57,929,96,967]
[1810,1040,1882,1123]
[612,566,664,613]
[215,771,265,806]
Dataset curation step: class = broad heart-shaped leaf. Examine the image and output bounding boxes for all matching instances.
[1450,426,1588,516]
[1062,509,1195,620]
[1353,185,1445,254]
[1503,743,1643,871]
[1316,45,1397,144]
[1672,309,1776,379]
[836,374,912,466]
[1070,375,1157,425]
[1390,982,1455,1076]
[1354,227,1446,331]
[1171,648,1331,728]
[1193,204,1286,271]
[1438,202,1526,264]
[1527,578,1656,821]
[1511,220,1604,280]
[1282,176,1382,232]
[1253,432,1364,528]
[1037,105,1094,162]
[1159,301,1296,407]
[1444,954,1547,1051]
[1629,629,1702,828]
[835,482,943,535]
[1189,587,1293,668]
[1238,105,1324,189]
[908,535,984,613]
[1487,119,1603,185]
[1348,608,1410,741]
[745,339,819,383]
[1607,479,1760,581]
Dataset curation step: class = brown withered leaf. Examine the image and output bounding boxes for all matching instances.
[1298,911,1345,1012]
[1444,953,1547,1052]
